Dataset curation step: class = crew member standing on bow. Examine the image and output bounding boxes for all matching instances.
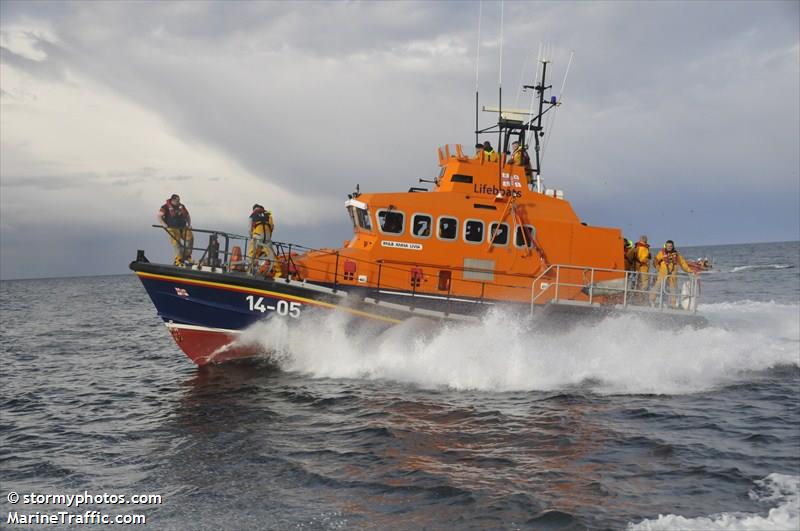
[633,235,651,300]
[248,204,277,275]
[650,240,693,307]
[158,194,193,266]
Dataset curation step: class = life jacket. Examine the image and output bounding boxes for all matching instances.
[161,200,189,228]
[515,147,531,167]
[660,249,681,273]
[634,241,650,263]
[250,207,273,233]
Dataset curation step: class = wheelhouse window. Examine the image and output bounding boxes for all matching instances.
[464,219,484,243]
[347,206,357,228]
[489,222,509,245]
[437,216,458,240]
[356,208,372,231]
[515,224,536,247]
[411,214,432,238]
[377,209,404,234]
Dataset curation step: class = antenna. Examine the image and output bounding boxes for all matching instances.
[497,0,504,187]
[542,50,574,161]
[474,0,483,147]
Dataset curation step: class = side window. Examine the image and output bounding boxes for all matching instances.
[356,208,372,231]
[347,206,356,228]
[377,210,404,234]
[515,224,536,247]
[438,217,458,240]
[411,214,432,238]
[464,220,484,243]
[489,222,509,245]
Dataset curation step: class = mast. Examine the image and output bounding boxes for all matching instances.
[476,51,560,192]
[533,59,549,184]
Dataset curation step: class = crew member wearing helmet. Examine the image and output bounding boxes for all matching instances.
[623,239,636,272]
[248,204,276,275]
[158,194,193,266]
[650,240,693,307]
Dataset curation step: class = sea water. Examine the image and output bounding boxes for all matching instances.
[1,241,798,530]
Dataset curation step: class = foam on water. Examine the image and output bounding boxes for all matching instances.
[236,300,799,394]
[730,264,794,273]
[627,473,800,531]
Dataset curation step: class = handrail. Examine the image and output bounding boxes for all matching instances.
[148,226,700,316]
[530,263,701,316]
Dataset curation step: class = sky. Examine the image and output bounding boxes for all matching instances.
[1,0,798,280]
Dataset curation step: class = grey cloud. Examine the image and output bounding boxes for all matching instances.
[1,1,798,279]
[1,173,98,190]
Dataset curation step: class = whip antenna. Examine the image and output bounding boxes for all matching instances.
[525,43,543,147]
[497,0,504,186]
[542,49,574,159]
[474,0,482,146]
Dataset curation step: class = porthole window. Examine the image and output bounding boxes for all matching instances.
[489,223,509,245]
[411,214,432,238]
[377,210,405,234]
[438,216,458,240]
[464,219,484,244]
[515,224,536,247]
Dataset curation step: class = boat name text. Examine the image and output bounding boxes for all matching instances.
[381,241,423,250]
[245,295,301,318]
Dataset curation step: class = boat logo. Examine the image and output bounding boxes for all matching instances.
[474,183,522,198]
[381,240,423,251]
[174,287,189,297]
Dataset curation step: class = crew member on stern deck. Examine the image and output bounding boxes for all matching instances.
[634,235,651,301]
[650,240,694,307]
[158,194,193,266]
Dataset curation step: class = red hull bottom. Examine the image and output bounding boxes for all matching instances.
[165,323,259,366]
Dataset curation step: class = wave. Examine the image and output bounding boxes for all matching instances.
[627,473,799,530]
[234,299,799,394]
[730,264,794,273]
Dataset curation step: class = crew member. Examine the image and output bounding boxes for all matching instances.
[511,141,532,176]
[633,235,651,300]
[624,239,636,272]
[482,141,499,162]
[474,143,485,161]
[249,204,277,275]
[650,240,693,307]
[158,194,193,266]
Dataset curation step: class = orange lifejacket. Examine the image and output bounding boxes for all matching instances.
[661,249,679,271]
